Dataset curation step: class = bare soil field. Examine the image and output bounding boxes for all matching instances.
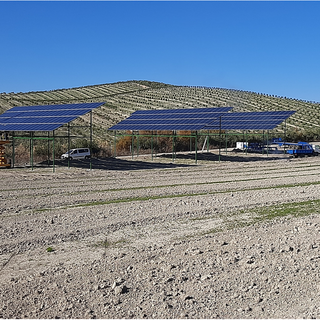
[1,152,320,319]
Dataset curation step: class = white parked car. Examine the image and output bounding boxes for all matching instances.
[61,148,91,160]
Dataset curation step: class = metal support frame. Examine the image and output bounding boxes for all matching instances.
[267,130,269,157]
[47,131,50,166]
[151,131,154,161]
[90,111,93,170]
[131,132,134,160]
[30,132,34,170]
[67,123,71,168]
[242,131,245,154]
[225,132,228,154]
[137,133,140,157]
[5,108,95,172]
[12,131,15,168]
[113,131,116,157]
[113,119,292,165]
[155,131,158,158]
[172,131,174,162]
[11,135,55,172]
[195,131,198,164]
[245,130,248,155]
[284,119,287,154]
[219,116,222,162]
[52,131,55,172]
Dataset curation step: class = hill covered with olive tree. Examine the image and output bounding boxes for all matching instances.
[1,80,320,143]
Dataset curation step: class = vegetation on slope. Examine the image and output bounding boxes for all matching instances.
[1,80,320,161]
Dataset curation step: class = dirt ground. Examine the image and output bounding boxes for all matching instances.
[1,152,320,319]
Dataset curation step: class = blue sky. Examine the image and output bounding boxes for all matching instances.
[1,1,320,102]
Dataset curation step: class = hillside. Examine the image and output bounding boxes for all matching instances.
[1,80,320,142]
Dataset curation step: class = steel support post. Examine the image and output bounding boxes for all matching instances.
[267,130,269,156]
[172,131,174,162]
[12,132,15,168]
[156,131,158,158]
[219,116,222,162]
[47,132,50,166]
[225,132,228,154]
[31,132,34,171]
[195,132,198,164]
[131,132,134,160]
[137,133,139,157]
[68,123,70,168]
[174,133,177,159]
[29,132,32,168]
[284,120,287,155]
[245,131,248,155]
[243,131,245,154]
[113,131,116,158]
[151,132,154,161]
[90,111,93,170]
[52,131,55,173]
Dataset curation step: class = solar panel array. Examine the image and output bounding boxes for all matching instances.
[109,108,295,131]
[204,111,296,130]
[0,102,105,132]
[108,107,233,131]
[0,104,296,133]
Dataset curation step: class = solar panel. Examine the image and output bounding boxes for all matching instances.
[0,123,66,132]
[204,111,296,130]
[109,109,295,132]
[0,102,105,132]
[108,107,233,131]
[134,107,232,114]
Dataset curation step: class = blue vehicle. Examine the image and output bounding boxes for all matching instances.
[284,142,319,158]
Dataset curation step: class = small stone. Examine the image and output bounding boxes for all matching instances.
[114,285,128,295]
[201,275,211,281]
[182,294,193,301]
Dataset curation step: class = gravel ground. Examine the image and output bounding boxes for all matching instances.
[1,153,320,318]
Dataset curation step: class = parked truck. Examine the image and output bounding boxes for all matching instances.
[283,142,319,158]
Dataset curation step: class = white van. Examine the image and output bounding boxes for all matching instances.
[61,148,91,160]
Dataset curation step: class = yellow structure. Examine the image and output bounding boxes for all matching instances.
[0,141,10,168]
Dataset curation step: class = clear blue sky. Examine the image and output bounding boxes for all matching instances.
[1,1,320,102]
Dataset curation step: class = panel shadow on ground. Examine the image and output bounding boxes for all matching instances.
[157,151,290,162]
[35,157,194,171]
